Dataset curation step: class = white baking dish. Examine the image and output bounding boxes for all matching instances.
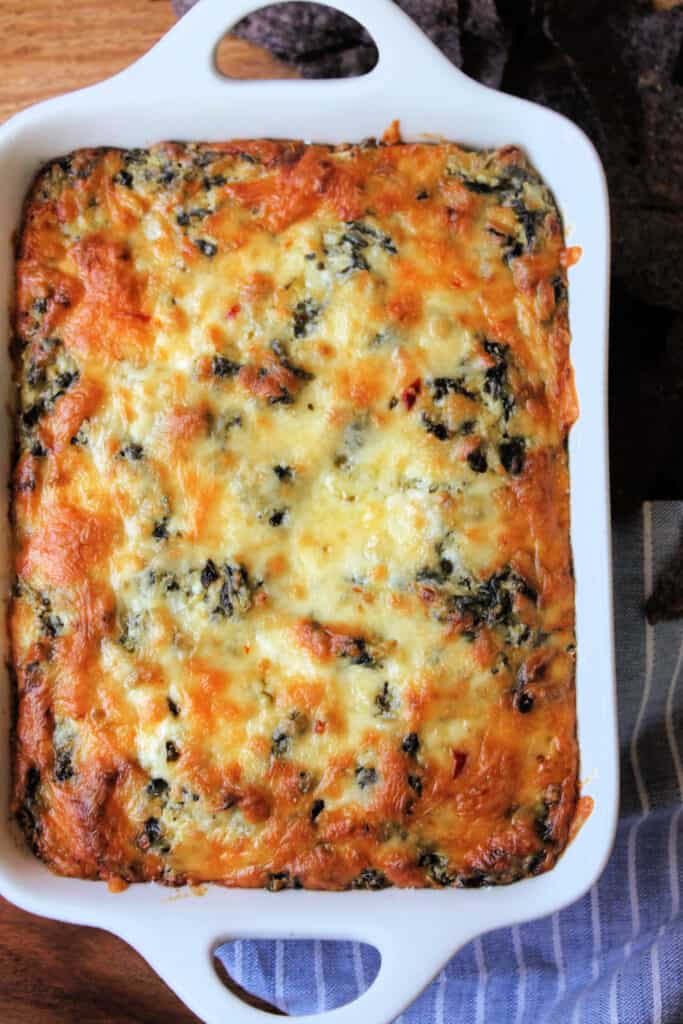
[0,2,616,1021]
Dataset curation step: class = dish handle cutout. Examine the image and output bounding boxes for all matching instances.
[124,913,473,1024]
[112,0,467,97]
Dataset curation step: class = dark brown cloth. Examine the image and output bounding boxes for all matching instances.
[173,0,683,512]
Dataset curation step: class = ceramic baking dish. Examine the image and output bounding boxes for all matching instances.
[0,1,616,1021]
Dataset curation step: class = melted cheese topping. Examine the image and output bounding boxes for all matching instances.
[11,139,578,890]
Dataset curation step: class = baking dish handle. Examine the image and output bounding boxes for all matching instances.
[124,917,473,1024]
[113,0,464,95]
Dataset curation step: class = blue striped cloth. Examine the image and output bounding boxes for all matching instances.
[215,502,683,1022]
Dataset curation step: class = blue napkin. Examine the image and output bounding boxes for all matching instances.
[215,503,683,1021]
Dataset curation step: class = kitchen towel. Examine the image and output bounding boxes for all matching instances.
[213,502,683,1022]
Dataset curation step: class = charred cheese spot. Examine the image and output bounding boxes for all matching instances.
[11,139,577,889]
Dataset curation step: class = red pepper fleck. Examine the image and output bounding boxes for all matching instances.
[452,750,467,778]
[417,584,439,604]
[401,378,422,411]
[314,720,326,734]
[226,303,241,319]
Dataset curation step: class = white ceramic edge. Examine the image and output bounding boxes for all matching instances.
[0,2,616,1022]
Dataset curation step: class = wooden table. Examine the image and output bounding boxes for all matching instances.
[0,2,296,1020]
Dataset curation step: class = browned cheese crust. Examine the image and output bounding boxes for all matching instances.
[10,138,578,890]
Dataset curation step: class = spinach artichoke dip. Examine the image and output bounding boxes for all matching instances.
[10,136,578,889]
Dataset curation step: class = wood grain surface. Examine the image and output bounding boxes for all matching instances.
[0,2,296,1020]
[0,0,298,124]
